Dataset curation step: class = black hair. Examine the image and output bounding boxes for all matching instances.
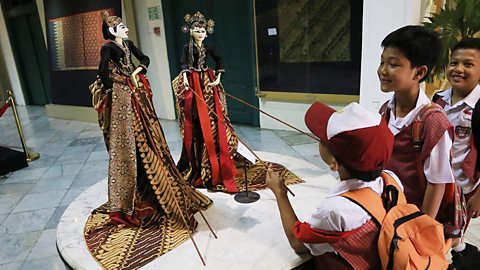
[452,37,480,53]
[335,156,382,181]
[102,22,117,40]
[381,25,441,82]
[343,165,382,182]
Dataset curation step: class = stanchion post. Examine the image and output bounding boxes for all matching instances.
[7,90,40,162]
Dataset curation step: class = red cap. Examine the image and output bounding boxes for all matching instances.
[305,102,394,173]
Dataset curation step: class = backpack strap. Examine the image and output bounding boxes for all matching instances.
[379,101,391,122]
[411,103,444,191]
[341,172,406,224]
[432,90,448,108]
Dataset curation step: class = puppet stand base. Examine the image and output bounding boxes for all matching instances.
[234,191,260,203]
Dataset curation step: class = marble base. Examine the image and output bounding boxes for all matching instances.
[56,152,338,269]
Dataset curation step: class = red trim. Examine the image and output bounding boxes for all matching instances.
[293,221,362,244]
[208,70,238,192]
[0,102,9,118]
[138,74,152,100]
[108,212,139,227]
[183,75,197,177]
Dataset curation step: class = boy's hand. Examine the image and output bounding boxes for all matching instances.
[266,166,287,195]
[467,190,480,218]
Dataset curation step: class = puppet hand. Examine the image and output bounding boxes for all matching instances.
[131,67,143,88]
[467,190,480,218]
[207,77,221,87]
[182,72,190,90]
[266,165,286,195]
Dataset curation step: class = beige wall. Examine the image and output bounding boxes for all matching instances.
[132,0,176,120]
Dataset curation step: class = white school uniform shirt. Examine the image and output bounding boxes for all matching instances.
[435,84,480,194]
[304,171,403,256]
[385,90,455,185]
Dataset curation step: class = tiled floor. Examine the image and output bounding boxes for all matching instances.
[0,105,329,269]
[2,106,479,270]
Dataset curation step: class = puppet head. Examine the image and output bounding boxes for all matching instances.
[101,11,128,40]
[182,11,215,35]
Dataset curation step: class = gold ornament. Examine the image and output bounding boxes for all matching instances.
[102,11,122,28]
[182,11,215,34]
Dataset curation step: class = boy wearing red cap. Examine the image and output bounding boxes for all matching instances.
[267,101,401,269]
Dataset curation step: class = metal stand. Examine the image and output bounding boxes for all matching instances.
[234,159,260,203]
[7,90,40,162]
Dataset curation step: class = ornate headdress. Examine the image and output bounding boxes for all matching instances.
[182,11,215,34]
[102,11,122,28]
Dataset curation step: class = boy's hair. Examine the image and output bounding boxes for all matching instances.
[342,164,382,182]
[452,37,480,53]
[381,25,441,82]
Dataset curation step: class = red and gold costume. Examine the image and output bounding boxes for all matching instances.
[84,13,211,270]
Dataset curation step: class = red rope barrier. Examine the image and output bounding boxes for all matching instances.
[0,101,9,118]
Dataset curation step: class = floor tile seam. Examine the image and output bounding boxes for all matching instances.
[7,206,59,219]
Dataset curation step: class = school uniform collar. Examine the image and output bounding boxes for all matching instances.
[437,84,480,109]
[435,88,452,104]
[386,88,430,112]
[327,176,384,198]
[460,84,480,108]
[385,89,430,130]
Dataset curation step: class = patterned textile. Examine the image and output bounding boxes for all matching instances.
[278,0,351,63]
[172,72,304,192]
[86,44,212,269]
[107,83,137,214]
[49,9,109,70]
[85,208,197,270]
[233,160,302,192]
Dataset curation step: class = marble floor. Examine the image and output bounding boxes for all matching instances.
[2,106,480,270]
[0,105,331,270]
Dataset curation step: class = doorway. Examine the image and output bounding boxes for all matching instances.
[2,0,51,105]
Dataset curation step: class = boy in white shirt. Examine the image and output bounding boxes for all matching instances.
[433,38,480,265]
[267,101,402,269]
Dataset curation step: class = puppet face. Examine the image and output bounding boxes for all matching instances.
[109,23,129,39]
[191,26,206,43]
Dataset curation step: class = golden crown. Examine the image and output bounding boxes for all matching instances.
[101,11,122,28]
[182,11,215,34]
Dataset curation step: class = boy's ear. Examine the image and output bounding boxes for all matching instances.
[330,158,339,172]
[414,65,428,81]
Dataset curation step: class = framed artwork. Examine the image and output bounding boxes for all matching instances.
[48,8,114,71]
[255,0,363,97]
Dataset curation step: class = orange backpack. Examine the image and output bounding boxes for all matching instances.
[341,172,451,270]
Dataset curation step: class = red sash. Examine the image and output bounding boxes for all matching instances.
[207,70,237,192]
[183,75,198,179]
[293,221,362,244]
[191,71,221,184]
[181,70,238,191]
